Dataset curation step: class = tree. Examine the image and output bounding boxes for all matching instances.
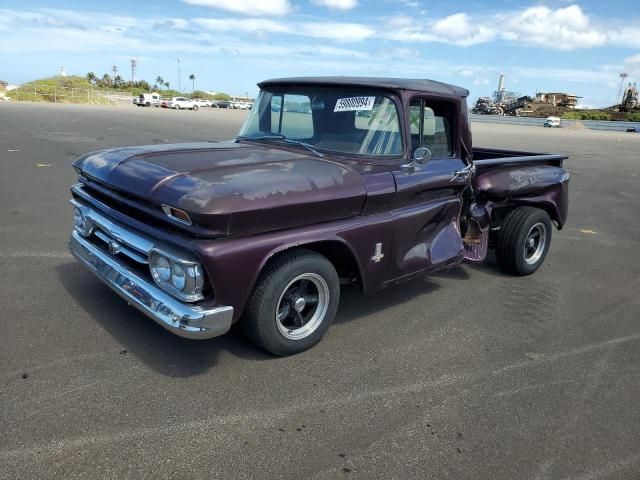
[164,81,170,90]
[189,74,195,93]
[101,73,112,88]
[86,72,97,84]
[113,75,124,88]
[156,76,164,89]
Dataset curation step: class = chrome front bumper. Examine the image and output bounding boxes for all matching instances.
[69,230,233,339]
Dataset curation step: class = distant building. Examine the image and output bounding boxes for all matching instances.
[0,80,7,91]
[230,95,254,103]
[535,92,580,109]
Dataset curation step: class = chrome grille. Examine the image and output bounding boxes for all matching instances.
[71,199,153,269]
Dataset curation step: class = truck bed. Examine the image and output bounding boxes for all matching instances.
[472,147,567,172]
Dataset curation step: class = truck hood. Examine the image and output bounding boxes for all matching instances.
[73,141,366,236]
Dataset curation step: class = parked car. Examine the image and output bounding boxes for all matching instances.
[134,93,162,107]
[193,99,211,108]
[69,76,570,356]
[160,99,171,108]
[238,102,253,110]
[544,116,561,127]
[169,97,198,110]
[212,100,230,108]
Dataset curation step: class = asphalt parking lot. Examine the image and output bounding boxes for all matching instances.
[1,102,639,479]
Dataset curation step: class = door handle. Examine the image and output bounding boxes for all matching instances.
[451,164,474,182]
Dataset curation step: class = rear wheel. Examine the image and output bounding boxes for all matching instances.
[145,102,150,107]
[193,104,199,111]
[496,207,552,276]
[242,250,340,356]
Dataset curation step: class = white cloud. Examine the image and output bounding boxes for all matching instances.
[300,22,373,41]
[182,0,292,16]
[431,13,496,47]
[497,5,607,50]
[194,17,289,34]
[195,17,374,41]
[311,0,358,10]
[625,53,640,64]
[609,28,640,49]
[382,4,638,51]
[383,12,495,46]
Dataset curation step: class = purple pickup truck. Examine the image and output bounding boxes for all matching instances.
[69,77,569,355]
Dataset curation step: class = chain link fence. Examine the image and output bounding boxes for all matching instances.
[8,84,133,105]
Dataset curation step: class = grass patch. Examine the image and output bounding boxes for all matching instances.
[8,76,115,104]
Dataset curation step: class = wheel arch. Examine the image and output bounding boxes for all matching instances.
[258,238,364,291]
[491,199,563,231]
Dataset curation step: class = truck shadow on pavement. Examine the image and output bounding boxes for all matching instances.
[55,262,270,377]
[57,262,472,377]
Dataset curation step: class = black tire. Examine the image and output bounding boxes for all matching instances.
[496,207,552,276]
[242,249,340,356]
[193,105,199,111]
[145,102,150,107]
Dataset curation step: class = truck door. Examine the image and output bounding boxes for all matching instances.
[387,98,470,281]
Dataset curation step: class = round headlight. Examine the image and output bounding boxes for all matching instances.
[73,207,91,236]
[170,263,186,291]
[151,255,171,282]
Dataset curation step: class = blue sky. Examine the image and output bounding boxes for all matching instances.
[1,0,639,107]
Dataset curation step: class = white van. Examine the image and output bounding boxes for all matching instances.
[134,93,162,107]
[544,116,561,128]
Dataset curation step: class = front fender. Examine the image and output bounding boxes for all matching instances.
[193,212,394,322]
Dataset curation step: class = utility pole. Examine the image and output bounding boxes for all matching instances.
[130,58,137,83]
[177,58,181,93]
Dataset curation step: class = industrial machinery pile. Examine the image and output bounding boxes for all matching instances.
[472,74,580,117]
[619,83,638,112]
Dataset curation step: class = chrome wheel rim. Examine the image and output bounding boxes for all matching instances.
[524,222,547,265]
[275,273,329,340]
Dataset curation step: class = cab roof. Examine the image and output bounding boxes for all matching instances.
[258,76,469,98]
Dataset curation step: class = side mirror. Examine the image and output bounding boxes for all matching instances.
[413,147,432,164]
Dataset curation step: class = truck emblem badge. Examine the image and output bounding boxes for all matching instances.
[371,243,384,263]
[108,240,121,255]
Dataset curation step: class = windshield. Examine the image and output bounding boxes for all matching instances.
[238,87,403,157]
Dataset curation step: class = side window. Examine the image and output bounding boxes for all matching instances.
[409,99,454,158]
[422,106,452,158]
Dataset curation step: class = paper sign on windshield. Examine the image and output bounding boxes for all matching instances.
[334,96,376,112]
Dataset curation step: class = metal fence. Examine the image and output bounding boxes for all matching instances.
[470,114,639,132]
[8,84,133,105]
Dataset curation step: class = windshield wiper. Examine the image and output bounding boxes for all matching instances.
[235,134,285,142]
[279,138,324,158]
[235,134,324,158]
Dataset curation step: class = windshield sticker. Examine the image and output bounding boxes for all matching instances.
[334,96,376,112]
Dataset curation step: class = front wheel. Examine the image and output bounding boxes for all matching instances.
[242,250,340,356]
[496,207,552,276]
